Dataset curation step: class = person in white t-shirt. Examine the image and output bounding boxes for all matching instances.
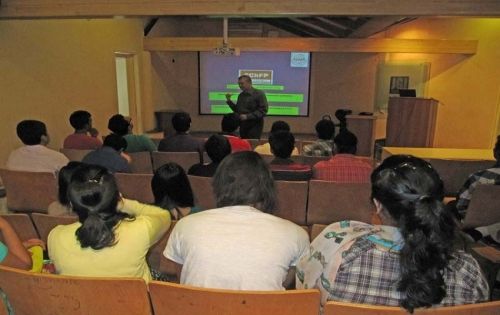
[164,151,309,290]
[6,120,69,173]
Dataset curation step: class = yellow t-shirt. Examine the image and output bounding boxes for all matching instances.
[48,199,170,282]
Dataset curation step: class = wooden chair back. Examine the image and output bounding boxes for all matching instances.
[274,180,309,225]
[0,169,57,213]
[30,213,77,244]
[147,221,178,277]
[128,151,153,174]
[188,175,216,210]
[0,214,38,243]
[0,265,152,315]
[307,180,375,225]
[148,281,320,315]
[152,151,202,172]
[114,173,154,204]
[324,300,500,315]
[427,159,494,197]
[60,148,92,161]
[462,184,500,229]
[309,224,327,241]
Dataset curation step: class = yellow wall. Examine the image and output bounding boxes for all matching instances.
[382,18,500,149]
[0,18,144,165]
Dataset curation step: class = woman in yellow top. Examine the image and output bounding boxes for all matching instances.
[48,164,170,282]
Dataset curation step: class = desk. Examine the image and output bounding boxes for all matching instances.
[382,147,494,161]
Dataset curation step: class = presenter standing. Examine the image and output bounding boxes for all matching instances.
[225,75,268,139]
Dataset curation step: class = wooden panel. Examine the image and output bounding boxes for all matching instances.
[1,0,499,18]
[144,37,478,54]
[462,185,500,229]
[115,173,155,204]
[0,265,152,315]
[128,151,153,174]
[386,97,439,147]
[149,281,320,315]
[274,180,308,225]
[324,300,500,315]
[0,214,39,243]
[188,175,216,210]
[346,115,377,157]
[31,213,77,245]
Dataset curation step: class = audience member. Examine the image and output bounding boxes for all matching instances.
[254,121,299,156]
[7,120,69,173]
[63,110,102,150]
[313,130,372,183]
[164,151,309,290]
[158,112,204,154]
[268,131,312,181]
[82,134,130,173]
[220,114,252,152]
[0,216,44,270]
[297,155,489,311]
[152,163,202,220]
[47,162,82,216]
[454,135,500,242]
[303,117,335,157]
[188,135,231,177]
[48,164,170,282]
[108,114,156,153]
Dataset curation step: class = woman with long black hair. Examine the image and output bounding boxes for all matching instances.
[297,155,488,313]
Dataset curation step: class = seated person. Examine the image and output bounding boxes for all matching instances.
[152,162,202,220]
[313,130,372,183]
[158,112,204,154]
[0,216,44,270]
[63,110,102,150]
[268,131,312,181]
[220,114,252,152]
[188,135,231,177]
[297,155,489,311]
[108,114,156,153]
[48,164,171,282]
[164,151,309,290]
[7,120,69,173]
[47,161,82,216]
[82,134,130,173]
[454,135,500,242]
[254,121,299,156]
[302,117,335,157]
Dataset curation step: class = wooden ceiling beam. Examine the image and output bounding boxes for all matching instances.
[143,37,478,54]
[1,0,499,18]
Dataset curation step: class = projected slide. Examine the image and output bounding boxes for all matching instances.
[199,52,310,116]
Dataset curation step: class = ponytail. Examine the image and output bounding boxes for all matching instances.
[371,155,458,313]
[68,165,134,250]
[398,196,456,312]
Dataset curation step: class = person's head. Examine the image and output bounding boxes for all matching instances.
[205,134,231,163]
[16,120,48,145]
[371,155,456,312]
[269,131,295,159]
[57,161,83,205]
[334,130,358,154]
[221,114,240,133]
[107,114,130,136]
[213,151,276,213]
[152,163,194,211]
[103,134,127,152]
[68,164,132,250]
[69,110,92,131]
[237,75,253,91]
[270,120,291,134]
[315,118,335,140]
[494,135,500,163]
[172,112,191,133]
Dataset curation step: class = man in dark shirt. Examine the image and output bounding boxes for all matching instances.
[188,135,231,177]
[158,112,204,154]
[82,134,130,173]
[268,131,312,181]
[225,75,268,139]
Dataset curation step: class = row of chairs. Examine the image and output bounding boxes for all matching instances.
[60,148,336,174]
[0,264,498,315]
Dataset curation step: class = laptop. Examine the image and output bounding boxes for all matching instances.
[399,89,417,97]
